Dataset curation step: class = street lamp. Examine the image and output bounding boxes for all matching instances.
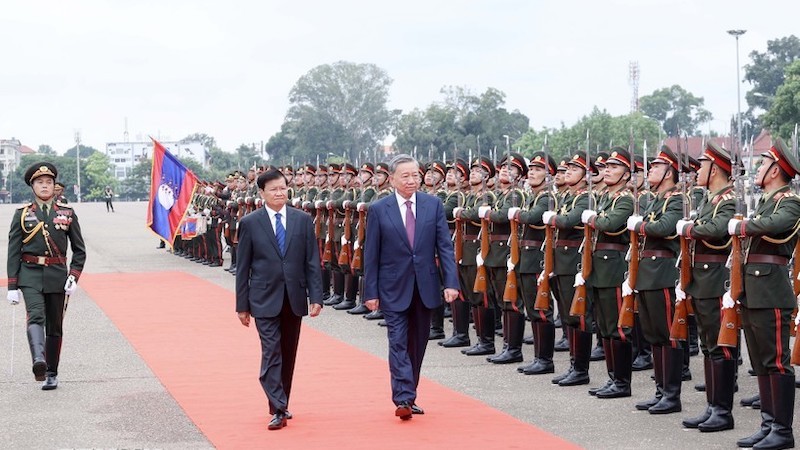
[74,131,82,203]
[727,29,746,154]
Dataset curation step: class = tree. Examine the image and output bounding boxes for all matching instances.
[762,60,800,140]
[181,133,218,150]
[120,159,152,201]
[37,145,55,155]
[639,85,713,136]
[283,61,397,163]
[744,35,800,115]
[64,145,99,158]
[83,152,116,201]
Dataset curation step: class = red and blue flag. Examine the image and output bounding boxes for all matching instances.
[147,138,198,246]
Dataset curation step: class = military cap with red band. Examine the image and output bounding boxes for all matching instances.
[471,156,496,178]
[25,162,58,186]
[498,152,528,177]
[764,137,800,177]
[605,146,632,169]
[340,163,358,176]
[528,151,557,175]
[697,141,732,173]
[652,145,681,171]
[451,158,470,178]
[567,151,597,174]
[376,162,390,176]
[557,156,570,172]
[360,162,375,175]
[427,160,447,177]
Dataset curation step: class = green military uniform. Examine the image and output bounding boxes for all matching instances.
[731,139,800,449]
[631,146,684,415]
[7,162,86,390]
[363,163,393,322]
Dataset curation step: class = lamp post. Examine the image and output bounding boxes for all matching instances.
[74,131,82,203]
[727,29,746,153]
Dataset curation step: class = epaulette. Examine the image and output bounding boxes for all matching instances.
[55,201,72,208]
[712,193,735,205]
[18,202,33,211]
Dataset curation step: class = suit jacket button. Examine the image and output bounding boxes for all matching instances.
[524,246,529,250]
[703,264,708,269]
[754,270,760,276]
[603,255,608,260]
[499,242,504,246]
[564,246,568,251]
[651,256,656,260]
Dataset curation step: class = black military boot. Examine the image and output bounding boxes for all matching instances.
[636,345,664,410]
[334,274,357,310]
[523,321,535,345]
[631,314,653,370]
[440,300,471,348]
[428,304,446,340]
[589,338,613,395]
[741,394,761,408]
[698,359,735,432]
[559,329,591,386]
[597,339,632,399]
[347,301,370,315]
[683,356,713,428]
[649,345,683,414]
[524,322,555,375]
[463,306,495,356]
[554,326,569,352]
[590,331,605,361]
[688,314,700,356]
[489,311,524,364]
[320,269,331,303]
[42,336,62,391]
[752,374,795,449]
[28,324,48,382]
[737,376,773,448]
[325,272,345,306]
[681,341,692,381]
[226,247,237,273]
[487,313,510,363]
[552,327,575,384]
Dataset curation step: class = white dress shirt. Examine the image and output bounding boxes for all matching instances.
[265,204,288,233]
[395,191,417,226]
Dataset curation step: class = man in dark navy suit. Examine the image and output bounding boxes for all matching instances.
[363,154,460,420]
[236,169,323,431]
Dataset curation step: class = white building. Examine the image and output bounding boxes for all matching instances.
[105,140,208,179]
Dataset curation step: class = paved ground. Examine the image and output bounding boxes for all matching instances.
[0,201,795,449]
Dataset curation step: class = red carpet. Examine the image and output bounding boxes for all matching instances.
[80,272,577,450]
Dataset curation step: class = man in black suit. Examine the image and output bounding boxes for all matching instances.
[236,169,323,431]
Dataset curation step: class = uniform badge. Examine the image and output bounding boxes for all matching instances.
[53,213,72,230]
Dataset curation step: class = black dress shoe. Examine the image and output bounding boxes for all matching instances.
[554,336,569,352]
[590,344,605,361]
[347,304,370,315]
[42,375,58,390]
[333,299,356,310]
[740,394,759,407]
[462,342,495,356]
[428,329,446,340]
[364,310,384,320]
[323,294,344,306]
[411,404,424,415]
[631,355,653,371]
[32,359,47,382]
[439,335,470,348]
[378,320,387,327]
[523,335,535,345]
[285,411,293,419]
[268,412,287,430]
[395,402,413,420]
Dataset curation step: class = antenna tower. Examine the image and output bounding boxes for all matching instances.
[628,61,640,113]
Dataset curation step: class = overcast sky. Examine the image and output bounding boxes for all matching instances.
[1,0,798,155]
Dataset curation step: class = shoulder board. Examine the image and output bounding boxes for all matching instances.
[713,193,735,205]
[775,191,799,201]
[17,202,33,211]
[55,201,72,208]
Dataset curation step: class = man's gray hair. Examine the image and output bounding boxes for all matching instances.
[388,154,419,174]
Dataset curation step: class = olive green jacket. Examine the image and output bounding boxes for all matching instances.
[685,185,735,299]
[634,187,682,291]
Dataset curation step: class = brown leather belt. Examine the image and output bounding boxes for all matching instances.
[520,240,543,248]
[21,254,66,266]
[595,243,627,252]
[694,254,729,263]
[747,254,789,265]
[642,250,675,258]
[556,240,581,248]
[490,234,510,242]
[464,234,479,241]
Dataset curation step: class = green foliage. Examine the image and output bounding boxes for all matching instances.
[37,145,55,155]
[120,159,152,201]
[744,35,800,114]
[267,61,397,164]
[83,152,116,201]
[762,60,800,140]
[64,145,99,158]
[639,85,713,136]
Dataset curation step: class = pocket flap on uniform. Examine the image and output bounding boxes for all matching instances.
[745,264,772,277]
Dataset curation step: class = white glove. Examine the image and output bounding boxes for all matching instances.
[452,207,464,219]
[573,272,585,287]
[537,271,545,284]
[314,200,323,209]
[506,258,515,272]
[728,219,742,236]
[341,235,348,246]
[476,253,484,267]
[357,202,367,212]
[675,219,692,237]
[478,206,492,219]
[64,275,77,296]
[542,210,557,225]
[302,201,311,209]
[627,215,643,231]
[722,290,735,309]
[7,289,20,305]
[795,304,800,326]
[675,285,686,302]
[326,200,334,209]
[581,210,597,225]
[353,239,360,250]
[292,198,301,207]
[622,278,633,297]
[203,208,211,216]
[507,207,521,221]
[343,200,353,209]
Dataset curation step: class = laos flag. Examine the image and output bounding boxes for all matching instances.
[147,138,198,246]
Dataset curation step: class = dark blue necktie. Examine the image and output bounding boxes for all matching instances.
[275,212,286,255]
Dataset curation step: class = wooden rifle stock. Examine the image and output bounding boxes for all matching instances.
[322,205,334,263]
[718,232,743,348]
[670,236,694,340]
[337,205,353,269]
[618,230,639,328]
[791,239,800,337]
[535,225,554,311]
[473,218,490,293]
[454,218,464,263]
[351,209,366,271]
[503,218,520,304]
[569,225,592,317]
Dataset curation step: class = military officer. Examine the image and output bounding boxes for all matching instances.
[7,162,87,390]
[727,139,800,449]
[346,162,378,315]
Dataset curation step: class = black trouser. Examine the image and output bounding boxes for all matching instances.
[741,306,793,376]
[21,289,65,337]
[593,286,631,340]
[255,294,302,414]
[692,296,737,361]
[521,271,553,323]
[554,274,593,331]
[105,199,114,212]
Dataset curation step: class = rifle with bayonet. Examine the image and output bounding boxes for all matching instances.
[790,125,800,363]
[535,135,555,311]
[619,130,639,328]
[503,150,520,306]
[454,146,465,265]
[671,130,692,341]
[719,125,745,348]
[474,136,490,294]
[570,130,592,318]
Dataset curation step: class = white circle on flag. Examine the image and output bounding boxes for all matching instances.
[158,184,175,210]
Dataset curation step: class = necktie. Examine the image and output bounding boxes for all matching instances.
[275,212,286,255]
[405,200,415,247]
[42,204,48,219]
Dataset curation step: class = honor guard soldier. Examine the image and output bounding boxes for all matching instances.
[626,145,685,415]
[425,160,449,339]
[453,156,497,356]
[513,152,558,375]
[363,163,393,322]
[345,162,378,315]
[439,159,472,347]
[581,147,634,397]
[674,141,736,432]
[54,181,68,204]
[727,139,800,449]
[629,155,656,371]
[331,163,359,311]
[311,164,333,303]
[7,162,87,390]
[543,151,594,386]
